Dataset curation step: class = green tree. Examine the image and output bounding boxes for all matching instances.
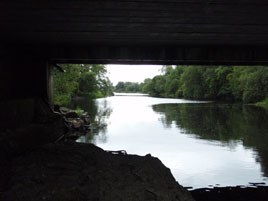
[54,64,81,105]
[54,64,113,105]
[150,75,166,97]
[115,82,125,92]
[215,66,233,100]
[180,66,205,99]
[78,72,98,96]
[164,66,180,97]
[242,68,268,103]
[141,79,153,94]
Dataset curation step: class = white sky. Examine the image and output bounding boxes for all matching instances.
[106,64,163,85]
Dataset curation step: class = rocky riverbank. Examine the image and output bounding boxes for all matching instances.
[54,106,106,141]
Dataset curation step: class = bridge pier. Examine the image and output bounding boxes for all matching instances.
[0,54,55,129]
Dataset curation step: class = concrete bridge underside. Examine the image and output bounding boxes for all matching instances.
[1,0,268,65]
[1,0,268,140]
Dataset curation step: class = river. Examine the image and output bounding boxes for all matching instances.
[70,93,268,189]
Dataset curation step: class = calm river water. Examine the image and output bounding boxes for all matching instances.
[71,94,268,189]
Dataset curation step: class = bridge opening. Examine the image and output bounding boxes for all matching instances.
[1,58,268,201]
[52,63,268,191]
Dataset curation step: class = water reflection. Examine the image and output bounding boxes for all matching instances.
[68,97,112,143]
[68,98,98,123]
[74,96,268,188]
[152,103,268,177]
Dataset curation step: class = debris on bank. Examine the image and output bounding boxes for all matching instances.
[55,105,107,141]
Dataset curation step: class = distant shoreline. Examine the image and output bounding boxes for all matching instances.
[113,92,149,96]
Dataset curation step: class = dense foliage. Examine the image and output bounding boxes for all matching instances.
[114,82,143,93]
[54,64,113,105]
[54,64,268,105]
[141,65,268,103]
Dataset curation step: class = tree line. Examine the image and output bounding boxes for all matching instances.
[114,82,143,93]
[54,64,113,105]
[54,64,268,105]
[140,65,268,103]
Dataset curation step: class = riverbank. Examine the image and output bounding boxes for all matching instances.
[1,141,194,201]
[2,140,268,201]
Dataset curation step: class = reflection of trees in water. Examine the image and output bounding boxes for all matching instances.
[152,103,268,177]
[68,98,97,123]
[79,129,108,144]
[69,98,112,143]
[95,99,112,126]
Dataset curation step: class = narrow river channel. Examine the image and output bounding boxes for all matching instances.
[70,93,268,189]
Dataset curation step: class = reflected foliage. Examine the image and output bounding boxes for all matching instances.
[69,98,112,143]
[153,103,268,176]
[68,98,97,123]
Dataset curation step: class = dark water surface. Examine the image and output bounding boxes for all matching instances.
[73,94,268,189]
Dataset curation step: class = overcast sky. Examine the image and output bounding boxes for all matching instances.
[106,64,163,85]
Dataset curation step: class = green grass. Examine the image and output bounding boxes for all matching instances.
[75,107,84,116]
[256,97,268,108]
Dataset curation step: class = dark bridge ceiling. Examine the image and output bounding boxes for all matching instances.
[1,0,268,64]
